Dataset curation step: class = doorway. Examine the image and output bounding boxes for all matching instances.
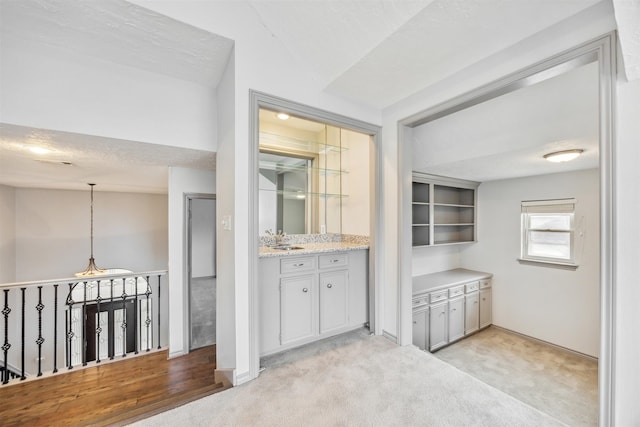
[397,34,615,424]
[186,194,217,350]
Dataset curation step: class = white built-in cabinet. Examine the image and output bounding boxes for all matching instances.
[412,269,492,352]
[259,250,368,356]
[412,172,479,247]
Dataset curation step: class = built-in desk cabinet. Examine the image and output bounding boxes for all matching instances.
[259,250,368,356]
[412,269,492,352]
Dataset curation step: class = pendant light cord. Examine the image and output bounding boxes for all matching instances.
[89,183,95,259]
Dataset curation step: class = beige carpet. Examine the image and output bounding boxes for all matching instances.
[130,329,566,426]
[432,326,598,426]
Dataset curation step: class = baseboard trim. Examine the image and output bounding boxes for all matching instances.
[382,330,397,344]
[491,325,598,362]
[214,368,235,387]
[235,370,253,386]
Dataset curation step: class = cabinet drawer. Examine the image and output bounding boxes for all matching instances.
[479,279,492,289]
[465,281,479,293]
[412,295,429,309]
[449,285,464,298]
[430,289,448,303]
[318,253,348,269]
[281,257,315,274]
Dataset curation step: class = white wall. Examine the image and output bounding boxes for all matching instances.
[341,129,371,236]
[460,169,600,357]
[382,1,616,348]
[167,167,216,358]
[0,184,16,283]
[0,37,217,152]
[14,188,168,282]
[613,72,640,426]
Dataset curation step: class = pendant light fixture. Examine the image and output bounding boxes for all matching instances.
[75,183,106,277]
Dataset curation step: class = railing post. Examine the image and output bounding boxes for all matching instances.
[109,279,114,360]
[121,278,127,358]
[20,287,26,380]
[53,284,58,373]
[134,277,138,355]
[36,286,45,377]
[82,282,87,367]
[145,275,151,352]
[67,283,74,370]
[2,289,11,385]
[96,280,102,364]
[157,274,161,350]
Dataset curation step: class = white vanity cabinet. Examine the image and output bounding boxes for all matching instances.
[280,274,316,345]
[412,269,492,352]
[259,250,368,356]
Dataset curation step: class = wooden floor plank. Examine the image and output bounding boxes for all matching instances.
[1,345,229,426]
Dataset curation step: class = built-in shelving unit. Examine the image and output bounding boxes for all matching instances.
[412,173,479,247]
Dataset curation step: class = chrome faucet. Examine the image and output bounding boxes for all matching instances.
[266,229,287,245]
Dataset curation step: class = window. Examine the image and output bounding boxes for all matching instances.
[520,199,576,266]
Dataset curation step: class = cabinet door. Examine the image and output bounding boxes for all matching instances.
[412,309,428,350]
[429,301,448,351]
[465,292,479,335]
[479,288,492,329]
[280,275,316,345]
[319,270,348,334]
[448,297,465,343]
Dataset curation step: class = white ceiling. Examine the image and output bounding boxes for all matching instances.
[411,62,600,182]
[0,124,215,194]
[0,0,234,87]
[0,0,617,192]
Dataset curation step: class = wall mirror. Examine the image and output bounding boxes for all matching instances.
[258,108,346,236]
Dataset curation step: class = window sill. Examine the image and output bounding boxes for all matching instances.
[516,258,579,270]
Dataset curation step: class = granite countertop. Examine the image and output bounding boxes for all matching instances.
[259,241,369,258]
[412,268,493,295]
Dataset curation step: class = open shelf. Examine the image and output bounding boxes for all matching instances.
[259,160,348,176]
[259,188,348,199]
[411,173,479,246]
[260,131,348,154]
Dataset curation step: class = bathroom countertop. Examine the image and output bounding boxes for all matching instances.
[259,241,369,258]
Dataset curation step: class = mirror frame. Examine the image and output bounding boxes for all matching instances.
[249,90,383,383]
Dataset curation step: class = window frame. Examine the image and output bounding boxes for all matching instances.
[519,198,578,268]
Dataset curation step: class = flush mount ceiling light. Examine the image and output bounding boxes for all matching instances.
[544,149,584,163]
[276,112,290,120]
[75,183,106,277]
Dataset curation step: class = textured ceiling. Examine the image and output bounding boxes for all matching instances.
[411,62,599,182]
[0,0,618,193]
[0,124,215,194]
[0,0,234,87]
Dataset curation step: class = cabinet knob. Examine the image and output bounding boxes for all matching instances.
[302,288,308,293]
[293,263,304,267]
[327,283,333,288]
[330,259,339,263]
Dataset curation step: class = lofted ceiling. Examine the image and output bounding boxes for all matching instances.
[0,0,623,192]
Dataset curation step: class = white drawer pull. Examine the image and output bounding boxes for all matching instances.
[330,259,339,263]
[293,263,304,267]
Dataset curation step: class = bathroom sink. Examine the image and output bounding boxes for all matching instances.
[271,245,304,251]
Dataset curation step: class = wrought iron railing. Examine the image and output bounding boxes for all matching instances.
[0,270,167,385]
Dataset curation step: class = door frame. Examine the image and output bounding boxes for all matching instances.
[249,90,383,380]
[396,32,616,425]
[184,193,217,351]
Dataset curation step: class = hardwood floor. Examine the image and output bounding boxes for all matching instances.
[1,345,228,426]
